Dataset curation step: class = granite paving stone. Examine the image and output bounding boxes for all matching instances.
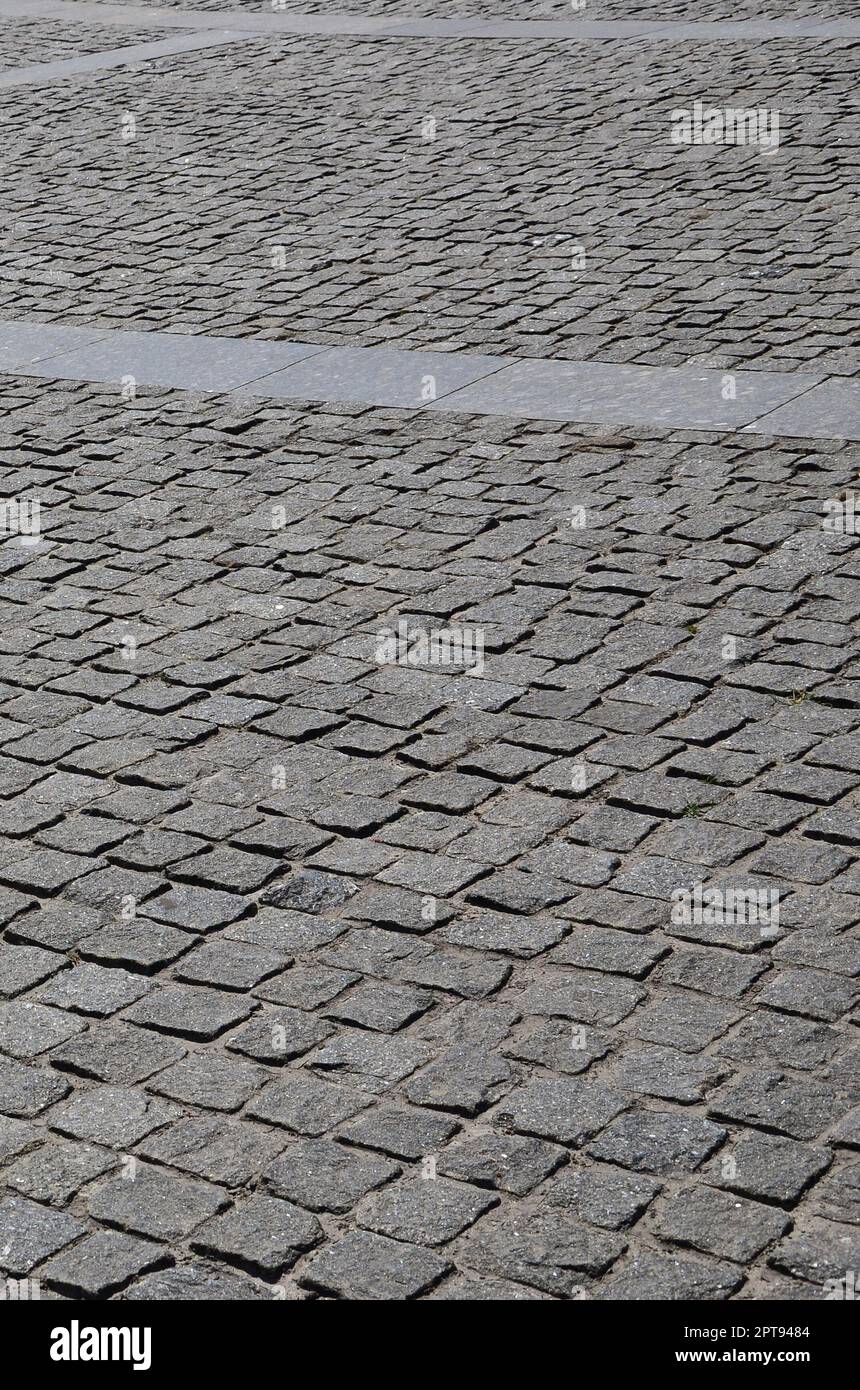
[191,1194,323,1278]
[586,1111,727,1175]
[309,1029,434,1091]
[0,1058,71,1117]
[543,1164,662,1230]
[769,1221,860,1286]
[0,942,63,997]
[49,1086,181,1148]
[356,1176,498,1245]
[651,1184,790,1263]
[4,1138,117,1206]
[495,1078,628,1147]
[122,1263,275,1301]
[0,1115,41,1164]
[33,962,151,1016]
[246,1074,371,1135]
[337,1106,460,1162]
[146,1053,267,1112]
[78,920,196,972]
[172,939,286,991]
[436,1134,565,1196]
[611,1044,730,1104]
[47,1023,186,1086]
[458,1207,626,1295]
[121,984,255,1040]
[810,1161,860,1226]
[430,1275,550,1301]
[748,381,860,443]
[135,1115,287,1187]
[403,1046,514,1116]
[502,1017,611,1076]
[226,1006,333,1064]
[597,1251,742,1301]
[515,970,645,1027]
[440,912,568,958]
[86,1164,228,1241]
[34,329,323,393]
[709,1071,842,1141]
[707,1132,833,1206]
[0,1000,86,1059]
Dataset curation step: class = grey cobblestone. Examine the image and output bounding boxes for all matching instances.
[4,1138,117,1205]
[0,1194,86,1275]
[356,1175,497,1245]
[191,1194,322,1277]
[459,1207,626,1295]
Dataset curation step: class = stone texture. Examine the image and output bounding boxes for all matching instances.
[86,1165,228,1241]
[299,1230,451,1300]
[41,1230,166,1298]
[356,1176,497,1245]
[459,1208,626,1295]
[191,1195,323,1277]
[0,19,857,1304]
[0,1195,86,1275]
[263,1138,399,1214]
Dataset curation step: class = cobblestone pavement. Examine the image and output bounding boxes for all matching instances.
[2,34,857,375]
[0,3,859,1304]
[0,17,173,64]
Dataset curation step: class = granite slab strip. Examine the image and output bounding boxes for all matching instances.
[0,30,263,88]
[1,1,859,42]
[20,328,328,392]
[433,358,824,432]
[0,319,851,439]
[744,380,860,442]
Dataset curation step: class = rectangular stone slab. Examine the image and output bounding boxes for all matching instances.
[24,330,326,392]
[434,358,823,430]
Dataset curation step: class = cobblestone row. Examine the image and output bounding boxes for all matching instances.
[0,374,859,1299]
[0,34,857,374]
